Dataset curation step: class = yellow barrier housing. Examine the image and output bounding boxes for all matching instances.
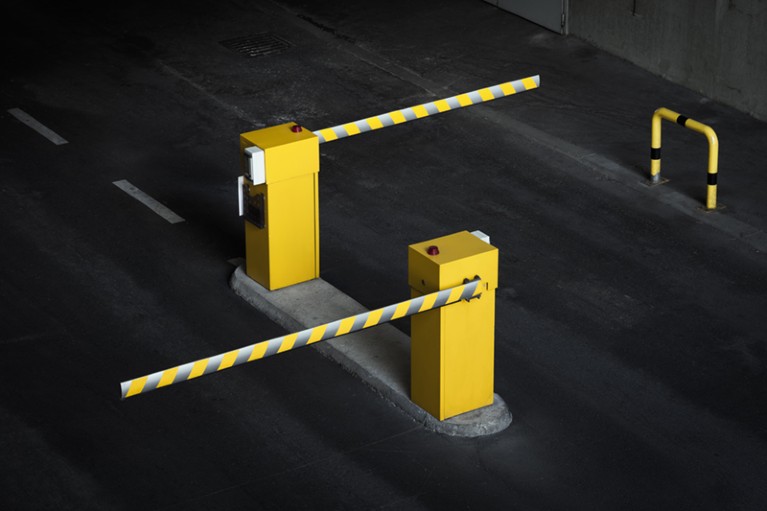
[408,231,499,420]
[239,123,320,290]
[650,107,720,210]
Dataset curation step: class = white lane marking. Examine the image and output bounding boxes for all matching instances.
[7,108,68,145]
[112,180,185,224]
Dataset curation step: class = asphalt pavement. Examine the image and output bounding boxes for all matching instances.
[2,1,766,510]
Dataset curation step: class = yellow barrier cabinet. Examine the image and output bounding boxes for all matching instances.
[239,123,319,290]
[408,231,499,420]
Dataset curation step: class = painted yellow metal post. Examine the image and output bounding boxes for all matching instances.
[239,123,320,290]
[650,107,720,210]
[408,231,499,420]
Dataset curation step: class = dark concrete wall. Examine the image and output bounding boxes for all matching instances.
[568,0,767,121]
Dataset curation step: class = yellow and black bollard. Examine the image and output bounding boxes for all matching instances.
[650,107,720,210]
[408,230,499,420]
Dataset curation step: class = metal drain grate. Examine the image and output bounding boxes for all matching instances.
[220,33,293,58]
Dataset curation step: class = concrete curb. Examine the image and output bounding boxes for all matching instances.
[229,265,512,437]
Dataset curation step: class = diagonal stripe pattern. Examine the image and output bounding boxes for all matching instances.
[312,75,540,144]
[120,279,484,399]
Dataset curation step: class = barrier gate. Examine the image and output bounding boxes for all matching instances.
[121,230,499,421]
[121,77,533,420]
[238,75,539,290]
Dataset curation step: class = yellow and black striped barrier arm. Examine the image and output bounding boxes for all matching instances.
[651,107,720,210]
[313,75,540,144]
[120,279,484,399]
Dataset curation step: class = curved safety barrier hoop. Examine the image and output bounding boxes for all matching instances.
[650,107,720,210]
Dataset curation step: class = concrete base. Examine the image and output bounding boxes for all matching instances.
[229,266,512,437]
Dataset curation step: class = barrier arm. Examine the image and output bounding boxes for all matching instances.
[313,75,540,144]
[120,278,484,399]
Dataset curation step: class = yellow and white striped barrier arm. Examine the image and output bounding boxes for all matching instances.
[120,279,484,399]
[313,75,540,144]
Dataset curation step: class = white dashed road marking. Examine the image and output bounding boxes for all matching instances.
[8,108,69,145]
[113,180,185,224]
